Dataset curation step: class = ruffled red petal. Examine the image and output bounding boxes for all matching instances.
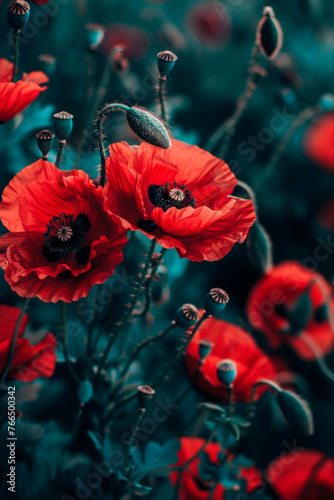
[0,58,14,83]
[0,304,29,341]
[0,81,46,123]
[21,71,49,85]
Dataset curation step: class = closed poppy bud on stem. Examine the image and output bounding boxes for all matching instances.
[157,50,178,80]
[36,130,55,159]
[174,304,199,328]
[7,1,30,31]
[137,385,155,410]
[204,288,229,316]
[85,23,105,50]
[217,359,237,386]
[277,390,313,436]
[126,106,171,149]
[256,6,283,60]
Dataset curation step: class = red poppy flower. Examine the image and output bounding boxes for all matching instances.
[186,1,232,47]
[317,197,334,232]
[169,437,262,500]
[303,113,334,172]
[100,24,149,60]
[103,140,255,262]
[246,261,334,361]
[0,58,48,124]
[0,304,56,382]
[0,160,128,303]
[266,450,334,500]
[31,0,50,4]
[185,313,276,403]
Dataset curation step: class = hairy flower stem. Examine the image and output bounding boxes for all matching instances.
[299,333,334,382]
[61,302,81,383]
[158,77,166,121]
[173,422,220,500]
[55,140,66,168]
[11,30,19,83]
[120,321,176,379]
[124,408,145,469]
[1,298,30,384]
[205,44,262,154]
[96,103,130,187]
[152,313,210,391]
[255,105,322,191]
[94,239,157,381]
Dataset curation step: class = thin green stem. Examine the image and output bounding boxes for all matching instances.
[11,30,19,83]
[124,408,145,468]
[158,77,166,121]
[152,313,210,391]
[94,239,157,381]
[96,103,130,187]
[249,379,281,404]
[300,333,334,382]
[1,298,30,384]
[55,140,66,168]
[61,302,81,383]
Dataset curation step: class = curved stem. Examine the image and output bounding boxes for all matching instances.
[94,238,157,381]
[236,180,258,214]
[11,30,19,83]
[300,333,334,382]
[158,77,166,121]
[249,379,282,404]
[1,298,30,384]
[120,321,176,379]
[96,103,130,187]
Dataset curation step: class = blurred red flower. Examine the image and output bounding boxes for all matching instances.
[266,450,334,500]
[0,305,56,382]
[317,197,334,232]
[0,160,128,303]
[187,1,232,47]
[303,113,334,172]
[246,261,334,361]
[185,313,276,403]
[0,58,48,123]
[100,24,149,60]
[30,0,50,4]
[103,140,255,262]
[169,437,262,500]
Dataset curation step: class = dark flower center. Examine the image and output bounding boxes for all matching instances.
[42,212,91,264]
[137,182,196,232]
[148,182,196,211]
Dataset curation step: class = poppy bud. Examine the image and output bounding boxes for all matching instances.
[85,23,105,50]
[318,93,334,111]
[38,54,56,77]
[112,49,129,75]
[204,288,229,316]
[198,339,214,360]
[157,50,177,79]
[137,385,155,409]
[287,292,312,336]
[77,380,94,407]
[256,6,283,60]
[277,390,313,436]
[36,130,55,159]
[54,111,73,140]
[7,1,30,32]
[246,221,273,274]
[126,106,171,149]
[174,304,199,328]
[217,359,237,386]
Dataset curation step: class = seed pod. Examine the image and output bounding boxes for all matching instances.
[204,288,229,316]
[157,50,177,79]
[7,1,30,31]
[126,106,171,149]
[85,23,105,50]
[137,385,155,409]
[256,6,283,60]
[36,130,55,159]
[217,360,237,385]
[54,111,73,140]
[38,54,56,77]
[174,304,199,328]
[277,390,313,436]
[198,339,213,360]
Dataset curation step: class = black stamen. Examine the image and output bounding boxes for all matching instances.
[148,182,196,212]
